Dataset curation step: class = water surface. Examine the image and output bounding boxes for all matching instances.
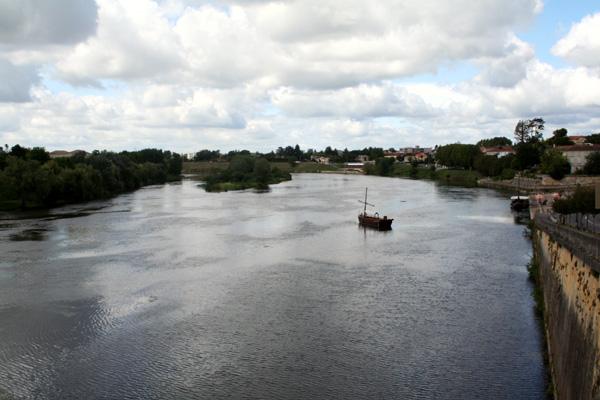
[0,174,545,399]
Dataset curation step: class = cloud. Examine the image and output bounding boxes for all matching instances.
[552,13,600,68]
[0,0,98,46]
[271,83,434,119]
[54,0,544,89]
[56,0,182,85]
[0,58,39,102]
[476,37,534,87]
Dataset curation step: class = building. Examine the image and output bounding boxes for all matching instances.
[556,144,600,171]
[49,150,87,158]
[383,151,402,159]
[414,152,428,162]
[567,136,587,145]
[480,146,515,157]
[312,156,330,165]
[356,155,369,162]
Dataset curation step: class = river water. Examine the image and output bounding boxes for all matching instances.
[0,174,545,399]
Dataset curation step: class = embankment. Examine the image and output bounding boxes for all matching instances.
[533,215,600,399]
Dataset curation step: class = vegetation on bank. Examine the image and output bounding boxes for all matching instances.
[552,186,599,214]
[203,155,291,192]
[183,160,340,177]
[0,145,182,210]
[364,159,481,187]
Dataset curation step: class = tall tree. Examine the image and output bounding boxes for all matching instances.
[514,118,545,144]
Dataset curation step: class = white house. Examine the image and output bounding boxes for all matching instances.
[556,145,600,171]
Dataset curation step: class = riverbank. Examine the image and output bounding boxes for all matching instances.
[479,175,600,193]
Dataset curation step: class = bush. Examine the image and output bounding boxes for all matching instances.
[582,152,600,175]
[552,186,598,214]
[540,149,571,180]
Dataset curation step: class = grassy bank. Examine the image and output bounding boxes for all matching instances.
[390,164,481,187]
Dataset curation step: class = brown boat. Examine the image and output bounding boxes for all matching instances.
[358,188,393,230]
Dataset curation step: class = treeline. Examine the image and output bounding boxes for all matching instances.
[0,145,182,209]
[189,145,387,163]
[204,155,291,192]
[435,119,599,180]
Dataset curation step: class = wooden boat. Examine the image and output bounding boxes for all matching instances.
[510,176,529,211]
[510,195,529,211]
[358,188,393,230]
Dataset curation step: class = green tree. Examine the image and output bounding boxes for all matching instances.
[553,186,598,214]
[435,144,480,169]
[476,137,512,147]
[582,151,600,175]
[514,118,545,144]
[546,128,573,146]
[540,149,571,180]
[513,141,545,170]
[253,158,271,189]
[585,134,600,144]
[375,157,395,176]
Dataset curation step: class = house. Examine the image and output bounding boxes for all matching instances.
[414,152,428,162]
[356,155,369,162]
[480,146,515,157]
[556,144,600,171]
[312,156,330,165]
[383,151,402,159]
[49,150,87,159]
[567,136,587,145]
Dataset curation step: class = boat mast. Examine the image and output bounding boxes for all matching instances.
[364,187,368,215]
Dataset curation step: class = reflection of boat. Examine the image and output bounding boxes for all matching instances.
[510,195,529,211]
[358,188,393,230]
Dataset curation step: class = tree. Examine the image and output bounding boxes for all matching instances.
[375,157,395,176]
[514,118,545,144]
[513,142,544,170]
[546,128,573,146]
[582,151,600,175]
[253,158,271,188]
[540,149,571,180]
[434,144,480,169]
[585,134,600,144]
[476,137,512,147]
[553,186,598,214]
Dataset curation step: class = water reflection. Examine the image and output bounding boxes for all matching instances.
[0,174,545,399]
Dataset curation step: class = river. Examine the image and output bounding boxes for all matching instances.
[0,174,545,399]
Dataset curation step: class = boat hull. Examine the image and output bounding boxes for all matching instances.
[358,214,393,230]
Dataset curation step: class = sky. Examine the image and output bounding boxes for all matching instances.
[0,0,599,153]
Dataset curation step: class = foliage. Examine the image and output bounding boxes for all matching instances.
[473,153,515,177]
[540,149,571,180]
[0,145,182,209]
[582,151,600,175]
[434,144,480,169]
[514,118,545,144]
[203,155,291,192]
[193,149,221,161]
[513,141,545,170]
[552,186,598,214]
[545,128,573,146]
[586,133,600,144]
[364,157,395,176]
[476,137,512,147]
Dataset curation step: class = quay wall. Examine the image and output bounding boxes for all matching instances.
[533,224,600,399]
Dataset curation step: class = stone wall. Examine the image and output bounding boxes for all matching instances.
[534,227,600,399]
